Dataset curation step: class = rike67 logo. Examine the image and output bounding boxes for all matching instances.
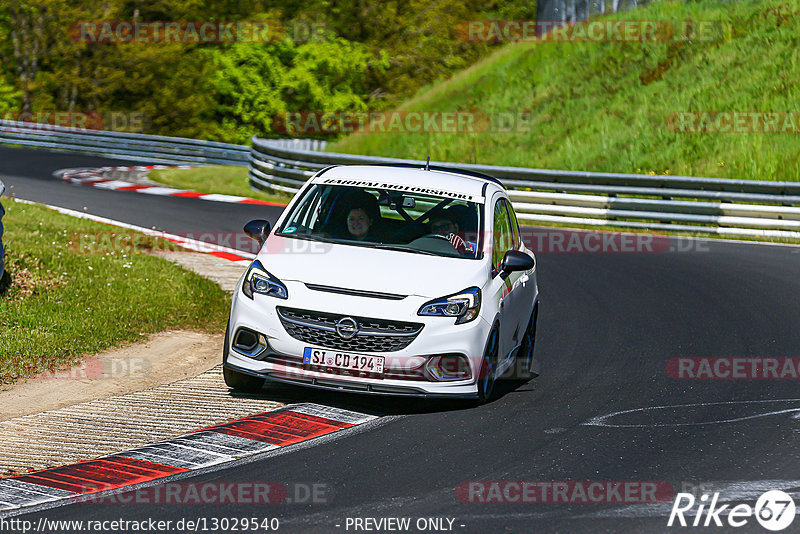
[668,490,796,531]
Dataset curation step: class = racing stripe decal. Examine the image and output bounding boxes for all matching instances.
[0,404,376,514]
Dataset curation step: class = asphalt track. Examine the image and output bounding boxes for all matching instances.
[2,145,800,533]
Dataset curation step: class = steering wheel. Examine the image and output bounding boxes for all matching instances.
[417,233,470,255]
[420,233,455,243]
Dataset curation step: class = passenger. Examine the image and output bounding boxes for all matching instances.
[343,191,383,241]
[346,207,373,240]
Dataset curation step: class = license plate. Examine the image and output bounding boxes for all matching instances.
[303,347,384,374]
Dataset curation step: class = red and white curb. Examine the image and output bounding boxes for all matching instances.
[14,198,255,265]
[0,404,375,513]
[56,166,286,207]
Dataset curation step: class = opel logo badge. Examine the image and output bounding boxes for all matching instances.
[335,317,359,340]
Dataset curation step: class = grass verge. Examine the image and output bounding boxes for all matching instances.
[0,199,231,383]
[330,0,800,181]
[149,165,291,205]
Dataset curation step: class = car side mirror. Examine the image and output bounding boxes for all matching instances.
[501,250,534,277]
[244,219,271,245]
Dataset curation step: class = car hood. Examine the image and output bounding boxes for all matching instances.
[255,237,486,299]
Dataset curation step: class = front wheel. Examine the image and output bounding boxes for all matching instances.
[223,366,265,393]
[517,303,539,380]
[476,330,499,404]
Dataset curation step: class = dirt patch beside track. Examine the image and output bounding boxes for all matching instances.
[0,330,223,422]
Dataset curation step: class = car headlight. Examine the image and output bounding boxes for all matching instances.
[242,260,288,300]
[418,287,481,324]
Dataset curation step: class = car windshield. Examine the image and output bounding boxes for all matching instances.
[276,184,483,259]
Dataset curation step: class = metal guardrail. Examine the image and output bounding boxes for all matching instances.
[1,120,795,240]
[249,136,800,239]
[0,120,251,165]
[248,138,329,193]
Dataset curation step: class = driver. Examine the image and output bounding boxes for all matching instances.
[429,215,470,254]
[429,204,478,255]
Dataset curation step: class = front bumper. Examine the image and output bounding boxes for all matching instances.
[226,278,492,397]
[224,362,480,399]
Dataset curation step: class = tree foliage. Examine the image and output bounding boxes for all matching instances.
[201,35,385,143]
[0,0,506,141]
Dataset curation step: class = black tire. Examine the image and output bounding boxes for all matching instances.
[222,323,230,363]
[223,366,265,393]
[476,329,499,404]
[516,303,539,380]
[222,324,265,393]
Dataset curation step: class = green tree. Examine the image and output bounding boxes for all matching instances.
[0,77,22,114]
[0,0,500,141]
[202,35,385,143]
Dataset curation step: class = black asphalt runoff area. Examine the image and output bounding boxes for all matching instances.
[2,145,800,533]
[0,146,283,238]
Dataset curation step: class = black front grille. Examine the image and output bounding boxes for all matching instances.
[276,307,423,352]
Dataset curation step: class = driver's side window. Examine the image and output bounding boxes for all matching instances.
[492,199,513,274]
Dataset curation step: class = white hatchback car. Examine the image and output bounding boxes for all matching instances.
[223,164,539,401]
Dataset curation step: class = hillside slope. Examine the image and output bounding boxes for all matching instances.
[331,0,800,181]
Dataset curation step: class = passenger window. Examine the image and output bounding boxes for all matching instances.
[492,200,513,274]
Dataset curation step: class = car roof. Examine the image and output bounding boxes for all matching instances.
[311,165,501,203]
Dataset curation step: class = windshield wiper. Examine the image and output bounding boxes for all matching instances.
[368,244,440,256]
